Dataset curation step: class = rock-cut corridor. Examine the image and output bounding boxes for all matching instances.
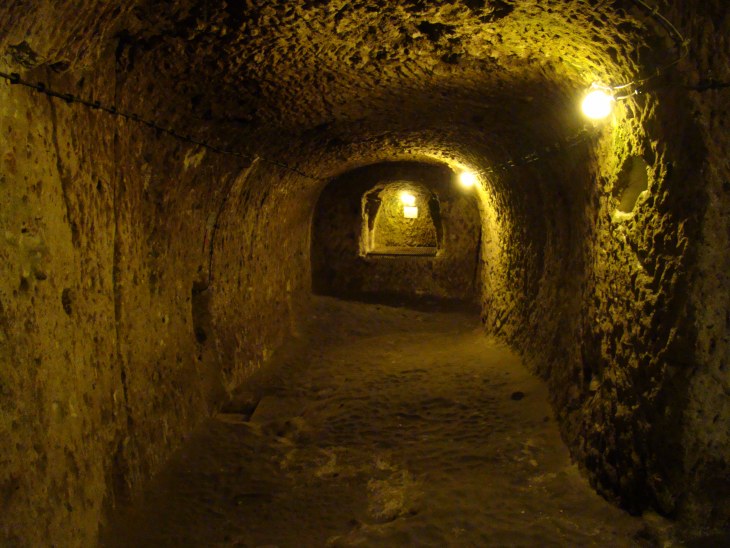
[101,297,644,548]
[1,1,730,547]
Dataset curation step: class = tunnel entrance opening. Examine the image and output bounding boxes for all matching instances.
[191,280,211,346]
[363,181,442,257]
[311,161,480,303]
[614,156,650,214]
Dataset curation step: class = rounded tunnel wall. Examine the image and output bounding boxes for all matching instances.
[1,1,729,545]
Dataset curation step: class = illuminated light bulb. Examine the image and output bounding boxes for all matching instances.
[401,193,416,206]
[582,89,614,119]
[460,172,476,187]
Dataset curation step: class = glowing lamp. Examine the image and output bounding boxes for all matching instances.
[403,206,418,218]
[401,193,416,206]
[582,89,614,119]
[460,172,475,187]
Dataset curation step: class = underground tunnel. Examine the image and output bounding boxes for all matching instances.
[312,162,481,301]
[1,1,729,547]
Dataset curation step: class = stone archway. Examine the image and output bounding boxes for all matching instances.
[363,181,442,257]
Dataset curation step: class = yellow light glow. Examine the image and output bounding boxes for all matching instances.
[460,172,476,187]
[401,193,416,206]
[403,206,418,218]
[582,89,614,119]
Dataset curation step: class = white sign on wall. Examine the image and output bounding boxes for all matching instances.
[404,206,418,218]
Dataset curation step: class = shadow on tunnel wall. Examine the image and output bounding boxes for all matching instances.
[311,161,481,305]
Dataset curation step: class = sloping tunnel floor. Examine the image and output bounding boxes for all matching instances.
[101,297,651,548]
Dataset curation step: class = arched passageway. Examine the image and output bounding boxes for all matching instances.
[364,182,441,255]
[1,1,729,546]
[312,161,480,301]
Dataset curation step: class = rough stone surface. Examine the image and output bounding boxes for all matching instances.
[312,162,480,301]
[0,51,312,548]
[368,182,439,251]
[0,0,729,546]
[100,296,648,548]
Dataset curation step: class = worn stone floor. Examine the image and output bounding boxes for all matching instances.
[101,296,649,548]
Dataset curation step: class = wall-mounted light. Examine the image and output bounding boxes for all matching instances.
[401,193,416,206]
[460,172,476,187]
[403,206,418,219]
[582,89,615,119]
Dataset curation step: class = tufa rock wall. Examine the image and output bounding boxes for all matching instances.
[369,182,439,250]
[1,0,730,543]
[0,56,313,548]
[478,1,730,531]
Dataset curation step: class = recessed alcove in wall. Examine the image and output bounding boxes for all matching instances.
[615,156,650,214]
[363,181,442,257]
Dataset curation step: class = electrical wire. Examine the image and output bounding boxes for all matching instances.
[2,0,722,183]
[593,0,691,98]
[0,70,325,181]
[1,68,605,181]
[473,125,603,176]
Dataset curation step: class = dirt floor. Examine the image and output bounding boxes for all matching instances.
[100,296,652,548]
